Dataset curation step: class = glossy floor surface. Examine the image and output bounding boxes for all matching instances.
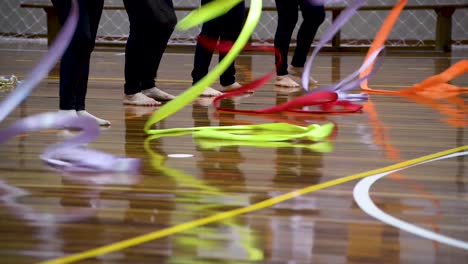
[0,42,467,264]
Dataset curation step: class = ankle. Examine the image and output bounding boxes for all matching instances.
[142,87,175,101]
[222,82,242,90]
[77,110,111,126]
[59,109,78,117]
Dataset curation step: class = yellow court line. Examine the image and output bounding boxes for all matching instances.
[37,145,468,264]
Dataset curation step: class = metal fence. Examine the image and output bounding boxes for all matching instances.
[1,0,467,46]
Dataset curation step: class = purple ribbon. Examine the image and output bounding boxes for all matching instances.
[0,112,141,172]
[313,47,386,102]
[302,0,366,91]
[0,180,98,223]
[0,1,78,123]
[302,0,389,102]
[0,0,140,173]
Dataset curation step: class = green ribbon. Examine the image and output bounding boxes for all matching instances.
[145,122,334,143]
[176,0,243,30]
[144,0,261,133]
[144,0,334,144]
[193,123,335,142]
[195,139,334,153]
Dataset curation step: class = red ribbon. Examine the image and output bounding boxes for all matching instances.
[197,36,363,115]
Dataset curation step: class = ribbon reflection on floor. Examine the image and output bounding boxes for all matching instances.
[37,146,468,264]
[0,0,139,173]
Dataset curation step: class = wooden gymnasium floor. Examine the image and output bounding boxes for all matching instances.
[0,42,467,264]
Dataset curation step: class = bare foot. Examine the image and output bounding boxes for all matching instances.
[201,87,223,97]
[142,87,175,101]
[289,66,319,85]
[274,75,300,87]
[123,92,161,106]
[77,110,111,126]
[221,82,254,93]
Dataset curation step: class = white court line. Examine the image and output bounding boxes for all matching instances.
[353,151,468,250]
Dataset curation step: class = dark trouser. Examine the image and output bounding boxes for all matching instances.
[274,0,325,76]
[52,0,103,111]
[191,0,245,87]
[123,0,176,95]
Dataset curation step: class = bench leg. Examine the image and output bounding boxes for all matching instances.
[44,7,61,47]
[331,10,341,50]
[434,7,455,52]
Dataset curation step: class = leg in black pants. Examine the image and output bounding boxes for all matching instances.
[51,0,110,125]
[291,2,325,68]
[274,0,299,77]
[191,0,245,96]
[274,0,325,87]
[123,0,177,106]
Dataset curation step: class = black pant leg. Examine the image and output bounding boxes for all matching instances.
[218,1,245,86]
[75,0,104,111]
[123,0,175,94]
[52,0,98,110]
[274,0,299,76]
[291,1,325,67]
[191,0,223,85]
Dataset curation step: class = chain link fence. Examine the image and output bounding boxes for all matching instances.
[1,0,467,47]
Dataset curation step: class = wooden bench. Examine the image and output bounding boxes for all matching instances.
[20,1,468,52]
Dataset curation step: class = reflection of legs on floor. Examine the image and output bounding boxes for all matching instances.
[124,105,159,117]
[201,87,223,97]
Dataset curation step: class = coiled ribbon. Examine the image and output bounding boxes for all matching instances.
[0,0,140,173]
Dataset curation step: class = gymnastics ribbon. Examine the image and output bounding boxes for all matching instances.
[302,0,366,91]
[0,1,77,122]
[0,0,139,173]
[144,0,262,133]
[204,0,371,115]
[145,0,345,142]
[313,47,385,101]
[195,138,334,152]
[357,0,466,126]
[192,122,334,142]
[359,0,407,94]
[141,122,334,143]
[360,0,467,96]
[215,90,362,114]
[197,36,366,114]
[177,0,243,30]
[196,35,280,96]
[0,179,99,223]
[0,112,140,173]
